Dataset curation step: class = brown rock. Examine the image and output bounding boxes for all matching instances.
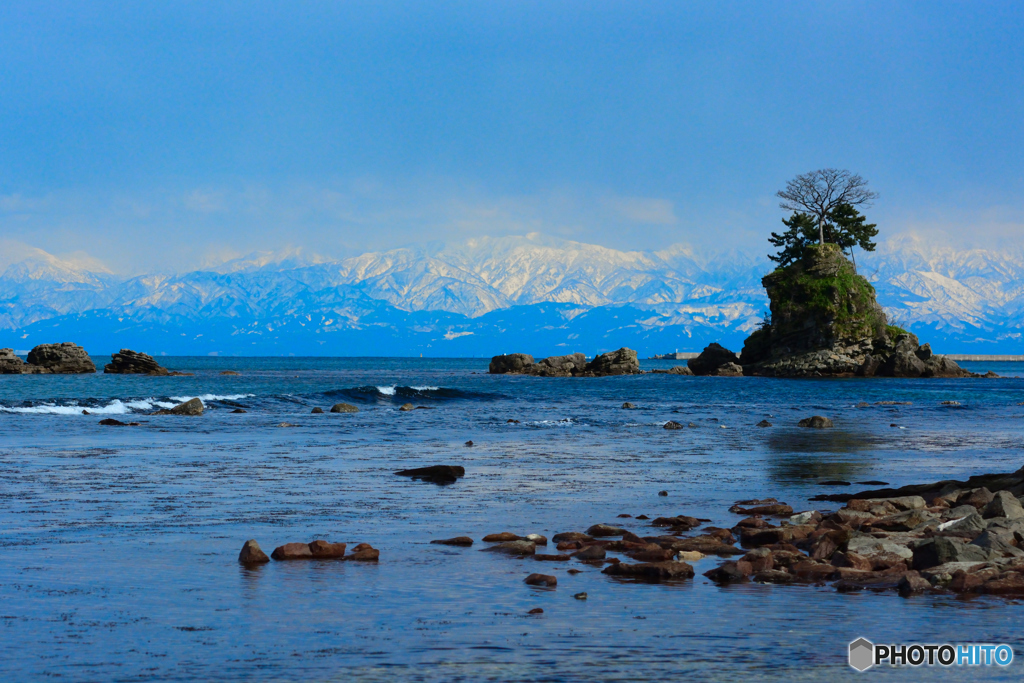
[573,546,607,561]
[798,415,834,428]
[483,532,522,542]
[533,554,571,561]
[741,548,774,573]
[238,539,270,564]
[528,608,544,614]
[524,573,557,587]
[349,547,380,561]
[308,540,347,558]
[271,542,313,560]
[704,561,750,583]
[483,541,536,556]
[980,572,1024,595]
[330,403,359,413]
[790,561,838,581]
[603,561,695,580]
[431,537,474,546]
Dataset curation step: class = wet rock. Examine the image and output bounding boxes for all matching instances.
[798,416,833,428]
[311,407,324,414]
[399,403,415,411]
[394,465,465,484]
[731,503,794,516]
[586,524,627,537]
[574,592,588,599]
[663,421,683,430]
[26,343,96,374]
[551,532,592,543]
[483,532,522,542]
[103,349,170,375]
[704,561,751,583]
[528,608,544,614]
[912,537,991,570]
[629,545,674,562]
[98,418,140,426]
[271,542,313,560]
[152,398,204,416]
[573,546,607,561]
[756,420,772,427]
[982,491,1024,519]
[488,353,536,374]
[667,365,693,375]
[525,534,548,546]
[621,402,637,409]
[979,572,1024,595]
[349,547,380,561]
[831,551,873,571]
[524,573,557,587]
[330,403,359,413]
[790,561,839,581]
[687,343,740,376]
[651,515,700,531]
[308,540,347,558]
[603,561,695,580]
[230,408,247,414]
[464,440,473,447]
[742,547,775,573]
[670,536,743,556]
[533,554,571,561]
[753,569,794,584]
[431,537,474,547]
[483,540,536,556]
[220,370,241,375]
[238,540,270,564]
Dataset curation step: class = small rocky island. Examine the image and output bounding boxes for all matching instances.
[489,348,640,377]
[689,244,983,378]
[0,343,97,374]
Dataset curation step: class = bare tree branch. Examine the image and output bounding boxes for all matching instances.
[777,168,878,244]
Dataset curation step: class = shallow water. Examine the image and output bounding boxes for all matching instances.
[1,357,1023,681]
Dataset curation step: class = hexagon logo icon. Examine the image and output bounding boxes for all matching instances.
[849,638,874,672]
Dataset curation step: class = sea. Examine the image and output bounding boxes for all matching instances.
[1,357,1022,681]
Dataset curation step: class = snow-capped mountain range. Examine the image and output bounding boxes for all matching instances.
[1,233,1021,356]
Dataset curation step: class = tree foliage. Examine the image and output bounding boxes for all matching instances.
[768,203,878,267]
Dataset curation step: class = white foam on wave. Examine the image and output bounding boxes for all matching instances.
[376,386,397,396]
[168,393,254,403]
[411,386,440,392]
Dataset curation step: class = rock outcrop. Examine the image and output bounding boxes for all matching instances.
[104,349,171,375]
[152,398,204,416]
[688,343,741,376]
[489,348,640,377]
[2,343,97,374]
[730,244,975,378]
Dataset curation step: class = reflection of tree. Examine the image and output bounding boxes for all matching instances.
[763,429,884,484]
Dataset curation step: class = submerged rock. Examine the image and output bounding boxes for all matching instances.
[399,403,415,411]
[663,421,683,430]
[330,403,359,413]
[483,540,536,556]
[798,416,833,428]
[394,465,465,484]
[311,407,324,414]
[153,398,204,416]
[524,573,557,587]
[99,418,140,426]
[431,537,474,546]
[104,349,170,375]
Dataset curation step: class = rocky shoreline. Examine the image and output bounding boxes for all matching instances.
[0,344,194,376]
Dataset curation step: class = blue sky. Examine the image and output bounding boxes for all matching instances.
[1,1,1022,271]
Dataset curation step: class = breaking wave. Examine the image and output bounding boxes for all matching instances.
[0,393,255,416]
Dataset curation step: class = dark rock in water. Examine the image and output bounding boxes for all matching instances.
[819,480,851,486]
[220,370,241,375]
[587,348,641,376]
[431,537,474,546]
[26,343,97,374]
[573,546,607,561]
[798,415,833,428]
[464,440,474,447]
[524,573,557,587]
[230,409,247,414]
[658,491,668,497]
[603,561,694,580]
[104,349,170,375]
[622,402,637,410]
[663,421,683,430]
[715,362,744,377]
[99,418,140,426]
[528,607,544,614]
[667,365,693,375]
[152,398,204,416]
[308,540,347,558]
[238,540,270,564]
[399,403,415,411]
[533,554,571,561]
[394,465,465,484]
[330,403,359,413]
[311,407,324,414]
[483,532,522,542]
[488,348,640,377]
[483,540,536,556]
[586,524,627,537]
[687,343,740,376]
[489,353,535,374]
[271,542,313,560]
[551,532,591,543]
[0,348,27,374]
[756,420,772,427]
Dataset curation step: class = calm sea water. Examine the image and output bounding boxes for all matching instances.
[1,357,1023,681]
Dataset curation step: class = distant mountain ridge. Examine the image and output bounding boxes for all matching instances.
[1,233,1021,356]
